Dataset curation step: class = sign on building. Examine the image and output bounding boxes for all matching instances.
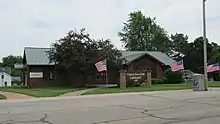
[30,72,43,78]
[126,72,146,82]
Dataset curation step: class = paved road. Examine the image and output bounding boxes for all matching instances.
[1,90,220,124]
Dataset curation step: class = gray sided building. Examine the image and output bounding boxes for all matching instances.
[23,47,174,88]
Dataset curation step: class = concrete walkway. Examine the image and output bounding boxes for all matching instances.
[59,84,117,97]
[0,91,34,100]
[59,88,97,97]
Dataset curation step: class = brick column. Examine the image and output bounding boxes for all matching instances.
[146,70,152,87]
[119,70,127,89]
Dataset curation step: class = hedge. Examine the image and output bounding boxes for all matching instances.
[151,78,164,84]
[165,68,183,84]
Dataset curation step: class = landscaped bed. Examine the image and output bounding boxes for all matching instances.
[0,87,83,97]
[83,81,220,95]
[0,94,6,100]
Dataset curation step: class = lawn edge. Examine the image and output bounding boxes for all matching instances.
[0,94,7,100]
[82,87,192,95]
[0,88,84,98]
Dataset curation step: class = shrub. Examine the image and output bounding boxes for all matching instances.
[165,68,183,84]
[126,78,145,87]
[213,73,220,81]
[151,78,164,85]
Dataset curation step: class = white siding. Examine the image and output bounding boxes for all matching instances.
[0,72,12,87]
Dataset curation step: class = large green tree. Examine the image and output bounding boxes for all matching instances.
[170,33,190,60]
[48,29,122,85]
[183,37,213,73]
[2,55,22,67]
[118,10,171,55]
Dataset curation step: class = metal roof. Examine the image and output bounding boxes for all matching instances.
[24,47,174,66]
[24,47,55,65]
[122,51,175,66]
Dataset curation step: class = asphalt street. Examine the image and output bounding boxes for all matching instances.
[1,89,220,124]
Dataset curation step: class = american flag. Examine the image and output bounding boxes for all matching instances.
[171,60,184,72]
[207,63,220,73]
[95,59,107,72]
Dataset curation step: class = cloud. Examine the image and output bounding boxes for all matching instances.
[0,0,220,60]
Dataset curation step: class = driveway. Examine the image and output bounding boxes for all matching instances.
[1,89,220,123]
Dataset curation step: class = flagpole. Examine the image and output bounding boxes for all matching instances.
[203,0,208,91]
[105,59,108,89]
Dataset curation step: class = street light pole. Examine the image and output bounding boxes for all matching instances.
[202,0,208,91]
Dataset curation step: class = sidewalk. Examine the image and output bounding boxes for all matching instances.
[59,88,98,97]
[0,91,34,100]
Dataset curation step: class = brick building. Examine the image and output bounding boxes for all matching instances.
[122,51,174,77]
[23,47,174,88]
[23,47,55,88]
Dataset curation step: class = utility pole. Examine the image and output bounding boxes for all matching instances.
[203,0,208,91]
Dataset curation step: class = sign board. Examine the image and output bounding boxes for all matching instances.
[126,72,145,82]
[30,72,43,78]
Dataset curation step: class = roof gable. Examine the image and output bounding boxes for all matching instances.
[24,47,55,65]
[122,51,175,66]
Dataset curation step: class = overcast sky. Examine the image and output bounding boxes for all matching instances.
[0,0,219,59]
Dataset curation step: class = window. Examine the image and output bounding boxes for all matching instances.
[1,75,4,79]
[96,73,106,80]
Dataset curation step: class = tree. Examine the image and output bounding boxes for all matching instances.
[118,10,171,55]
[183,36,213,73]
[1,55,23,76]
[2,55,22,67]
[170,33,190,60]
[209,42,220,64]
[48,29,122,85]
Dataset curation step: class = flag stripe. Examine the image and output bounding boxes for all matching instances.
[95,60,107,72]
[207,63,220,72]
[171,60,184,72]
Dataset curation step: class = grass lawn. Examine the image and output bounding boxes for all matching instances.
[83,83,192,95]
[208,81,220,87]
[0,87,83,97]
[0,94,6,100]
[83,81,220,95]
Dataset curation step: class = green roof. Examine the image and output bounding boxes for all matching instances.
[122,51,175,66]
[24,47,54,65]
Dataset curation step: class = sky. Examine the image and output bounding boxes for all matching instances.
[0,0,219,60]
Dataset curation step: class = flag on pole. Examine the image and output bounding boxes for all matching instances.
[207,63,220,73]
[171,60,184,72]
[95,59,107,72]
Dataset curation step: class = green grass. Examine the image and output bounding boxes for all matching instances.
[0,87,83,97]
[0,94,6,100]
[83,83,192,95]
[83,81,220,95]
[208,81,220,87]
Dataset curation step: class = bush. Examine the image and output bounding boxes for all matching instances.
[165,68,183,84]
[213,73,220,81]
[151,78,164,85]
[126,78,145,87]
